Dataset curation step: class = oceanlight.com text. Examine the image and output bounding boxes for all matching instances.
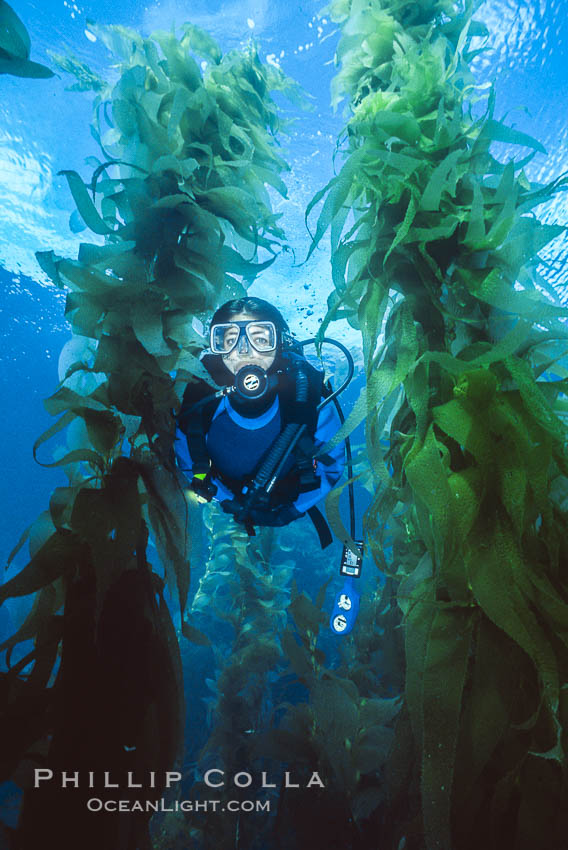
[86,798,271,814]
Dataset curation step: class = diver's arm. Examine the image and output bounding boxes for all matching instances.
[292,400,346,514]
[174,425,236,503]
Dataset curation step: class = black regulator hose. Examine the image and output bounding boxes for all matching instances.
[241,361,308,502]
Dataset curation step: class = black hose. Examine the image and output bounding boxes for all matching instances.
[297,337,354,409]
[331,394,356,540]
[243,362,308,497]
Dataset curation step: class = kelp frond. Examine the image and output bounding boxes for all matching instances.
[306,0,568,847]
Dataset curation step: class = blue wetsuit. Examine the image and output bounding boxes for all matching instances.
[175,391,345,525]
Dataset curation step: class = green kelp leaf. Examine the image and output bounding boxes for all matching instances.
[44,387,107,416]
[69,487,115,542]
[219,245,276,281]
[147,498,189,613]
[33,410,75,462]
[478,119,547,154]
[85,20,144,61]
[65,292,105,338]
[58,170,115,235]
[112,97,137,137]
[524,570,568,653]
[421,149,463,212]
[76,240,136,266]
[0,54,54,78]
[404,583,437,756]
[198,186,259,234]
[48,486,78,531]
[493,431,527,540]
[384,193,416,265]
[422,607,475,850]
[373,110,421,145]
[354,726,395,773]
[140,459,191,617]
[256,726,317,764]
[7,522,32,567]
[131,293,173,357]
[432,398,493,465]
[181,620,211,646]
[446,466,483,541]
[82,408,123,455]
[397,552,433,617]
[360,696,403,727]
[180,23,222,64]
[504,355,568,445]
[351,787,385,825]
[38,447,106,473]
[463,181,486,247]
[454,616,525,804]
[288,592,326,638]
[311,677,359,783]
[404,359,429,443]
[0,0,30,59]
[404,423,455,564]
[320,302,417,453]
[305,149,366,261]
[466,507,559,711]
[48,49,104,91]
[0,585,58,653]
[0,530,80,604]
[281,629,314,682]
[36,250,65,288]
[498,220,566,274]
[325,478,363,556]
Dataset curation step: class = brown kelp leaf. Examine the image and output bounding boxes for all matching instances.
[81,408,123,454]
[0,585,57,654]
[0,1,53,78]
[280,629,313,682]
[288,592,326,638]
[0,530,81,604]
[466,507,559,711]
[181,620,210,646]
[421,607,475,850]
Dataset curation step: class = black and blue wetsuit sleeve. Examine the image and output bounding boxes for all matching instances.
[174,407,237,503]
[293,399,346,514]
[174,425,194,481]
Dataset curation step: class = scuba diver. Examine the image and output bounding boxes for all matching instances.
[174,297,347,547]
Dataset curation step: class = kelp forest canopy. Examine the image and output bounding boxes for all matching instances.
[1,0,568,849]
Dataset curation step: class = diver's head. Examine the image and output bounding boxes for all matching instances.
[209,297,289,377]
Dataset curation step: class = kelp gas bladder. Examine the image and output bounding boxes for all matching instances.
[304,0,568,847]
[1,19,297,847]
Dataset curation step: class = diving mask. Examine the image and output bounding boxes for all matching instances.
[210,320,278,355]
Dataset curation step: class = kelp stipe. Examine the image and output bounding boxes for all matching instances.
[172,505,293,850]
[308,0,568,847]
[0,20,296,848]
[260,580,404,850]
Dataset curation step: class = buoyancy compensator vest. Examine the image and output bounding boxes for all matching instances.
[176,349,334,543]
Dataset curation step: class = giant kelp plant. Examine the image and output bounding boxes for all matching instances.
[304,0,568,848]
[0,20,296,848]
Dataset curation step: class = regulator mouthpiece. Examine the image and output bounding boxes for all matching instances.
[234,365,270,400]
